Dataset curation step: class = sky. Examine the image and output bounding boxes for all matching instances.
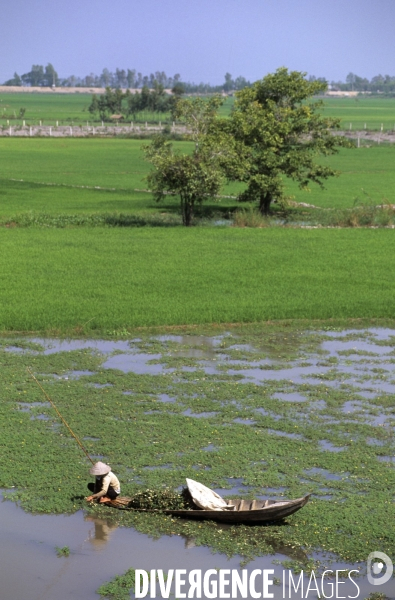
[1,0,394,84]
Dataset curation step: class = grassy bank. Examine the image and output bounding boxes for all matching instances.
[0,227,394,333]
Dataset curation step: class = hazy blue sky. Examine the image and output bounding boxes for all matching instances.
[2,0,394,84]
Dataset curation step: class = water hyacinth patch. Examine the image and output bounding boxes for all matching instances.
[0,324,394,568]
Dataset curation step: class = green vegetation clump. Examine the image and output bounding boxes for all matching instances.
[127,487,194,510]
[233,206,272,227]
[96,568,136,600]
[55,545,70,557]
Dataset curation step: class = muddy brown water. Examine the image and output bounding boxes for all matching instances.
[1,494,391,600]
[3,329,395,598]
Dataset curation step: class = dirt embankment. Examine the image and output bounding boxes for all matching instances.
[0,123,185,137]
[334,130,395,143]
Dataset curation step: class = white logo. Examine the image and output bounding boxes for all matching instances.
[367,552,393,586]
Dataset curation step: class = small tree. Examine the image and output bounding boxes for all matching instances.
[88,87,127,121]
[227,68,353,215]
[143,96,234,226]
[169,83,185,119]
[44,63,59,87]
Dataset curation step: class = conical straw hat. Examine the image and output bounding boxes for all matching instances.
[89,461,111,476]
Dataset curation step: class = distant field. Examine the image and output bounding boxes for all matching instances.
[0,92,174,125]
[222,96,395,130]
[2,91,395,129]
[0,138,394,215]
[321,96,395,131]
[0,92,91,124]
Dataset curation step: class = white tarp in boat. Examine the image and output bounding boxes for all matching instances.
[186,478,234,511]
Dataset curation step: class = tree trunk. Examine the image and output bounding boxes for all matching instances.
[259,193,272,216]
[181,196,194,226]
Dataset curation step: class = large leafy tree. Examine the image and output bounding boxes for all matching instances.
[143,96,236,226]
[227,68,352,215]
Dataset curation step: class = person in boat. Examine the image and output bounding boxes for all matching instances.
[85,461,120,503]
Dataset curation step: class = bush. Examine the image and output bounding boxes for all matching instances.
[232,206,272,228]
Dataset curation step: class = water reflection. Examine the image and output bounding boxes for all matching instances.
[85,516,118,549]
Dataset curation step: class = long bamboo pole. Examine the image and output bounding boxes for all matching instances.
[27,367,94,465]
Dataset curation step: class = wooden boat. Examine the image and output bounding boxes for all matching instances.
[105,494,310,523]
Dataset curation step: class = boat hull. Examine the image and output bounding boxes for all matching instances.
[107,494,310,524]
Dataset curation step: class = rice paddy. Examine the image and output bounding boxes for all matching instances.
[1,92,394,598]
[0,138,395,218]
[1,227,395,332]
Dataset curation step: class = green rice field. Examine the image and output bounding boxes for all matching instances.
[321,96,395,131]
[0,91,175,126]
[0,227,394,332]
[0,138,394,214]
[2,91,395,130]
[0,118,393,335]
[0,92,91,124]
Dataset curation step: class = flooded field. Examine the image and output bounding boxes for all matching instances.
[1,326,394,598]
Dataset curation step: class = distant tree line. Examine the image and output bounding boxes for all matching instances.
[4,63,59,87]
[329,72,395,94]
[3,64,251,93]
[8,64,395,95]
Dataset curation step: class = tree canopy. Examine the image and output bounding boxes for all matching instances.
[227,68,352,214]
[144,68,353,225]
[143,96,236,226]
[88,83,184,121]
